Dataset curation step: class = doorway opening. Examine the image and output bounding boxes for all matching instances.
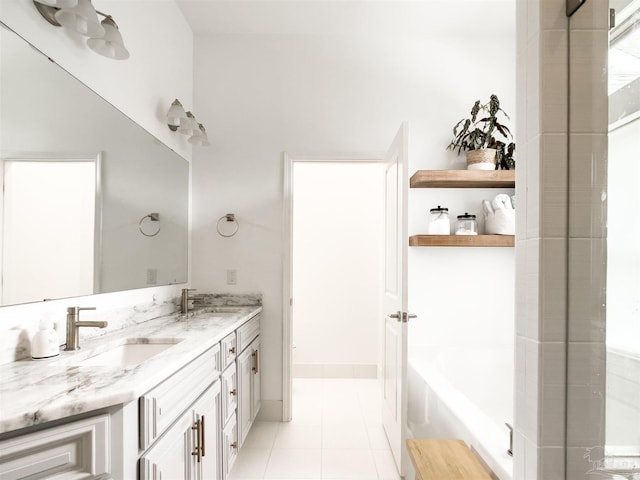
[1,156,99,304]
[283,157,385,420]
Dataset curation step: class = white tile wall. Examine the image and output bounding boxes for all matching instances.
[516,0,609,477]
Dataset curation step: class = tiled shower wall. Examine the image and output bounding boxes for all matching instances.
[515,0,608,478]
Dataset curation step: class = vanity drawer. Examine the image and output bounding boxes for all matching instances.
[237,314,260,353]
[221,362,238,426]
[220,332,237,370]
[210,342,222,372]
[139,347,217,450]
[0,414,110,480]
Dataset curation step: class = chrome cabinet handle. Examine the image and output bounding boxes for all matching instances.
[191,419,202,462]
[201,415,205,457]
[229,346,236,354]
[230,388,237,396]
[252,349,259,374]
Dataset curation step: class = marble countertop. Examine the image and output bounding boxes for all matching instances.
[0,306,261,435]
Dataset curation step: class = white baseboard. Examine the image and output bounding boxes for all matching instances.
[293,364,377,379]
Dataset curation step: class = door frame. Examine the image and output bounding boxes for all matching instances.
[1,151,103,302]
[281,153,386,421]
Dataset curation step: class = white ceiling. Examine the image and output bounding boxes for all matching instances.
[176,0,515,37]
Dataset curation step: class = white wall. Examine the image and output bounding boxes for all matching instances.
[0,0,194,364]
[292,162,382,375]
[191,27,516,417]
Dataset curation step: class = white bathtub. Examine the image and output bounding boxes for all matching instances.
[408,348,514,480]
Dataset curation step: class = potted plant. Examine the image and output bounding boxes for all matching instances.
[447,94,516,170]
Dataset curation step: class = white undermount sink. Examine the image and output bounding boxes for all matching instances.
[76,339,183,367]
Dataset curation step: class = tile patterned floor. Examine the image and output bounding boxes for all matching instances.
[229,378,401,480]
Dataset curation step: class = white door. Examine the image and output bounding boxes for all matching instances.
[381,122,409,476]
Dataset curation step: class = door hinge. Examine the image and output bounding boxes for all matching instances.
[610,8,616,30]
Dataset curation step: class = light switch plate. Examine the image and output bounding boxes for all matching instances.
[226,269,237,285]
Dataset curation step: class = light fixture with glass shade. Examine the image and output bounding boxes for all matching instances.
[32,0,129,61]
[189,124,211,147]
[167,99,188,131]
[166,100,210,147]
[178,112,199,137]
[54,0,104,37]
[87,16,129,60]
[34,0,78,7]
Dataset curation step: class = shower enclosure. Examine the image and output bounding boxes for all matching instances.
[604,0,640,464]
[566,0,640,476]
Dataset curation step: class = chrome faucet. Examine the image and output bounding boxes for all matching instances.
[181,288,197,314]
[64,307,108,351]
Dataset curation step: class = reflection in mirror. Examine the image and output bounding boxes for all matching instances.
[0,23,188,306]
[606,0,640,458]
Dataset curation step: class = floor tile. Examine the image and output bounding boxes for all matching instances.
[242,421,280,449]
[274,424,322,449]
[229,449,272,479]
[322,423,370,449]
[264,449,322,478]
[230,378,392,480]
[321,449,378,479]
[365,425,390,450]
[371,449,401,480]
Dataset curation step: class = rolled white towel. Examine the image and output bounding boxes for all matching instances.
[483,196,515,235]
[491,194,513,211]
[482,200,494,215]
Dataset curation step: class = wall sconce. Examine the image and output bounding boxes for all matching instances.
[32,0,129,60]
[166,99,210,147]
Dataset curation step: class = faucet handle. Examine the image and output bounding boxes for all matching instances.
[67,306,97,314]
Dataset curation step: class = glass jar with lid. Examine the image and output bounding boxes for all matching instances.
[455,212,478,235]
[426,206,450,235]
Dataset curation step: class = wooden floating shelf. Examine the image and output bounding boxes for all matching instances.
[410,169,515,188]
[409,235,515,247]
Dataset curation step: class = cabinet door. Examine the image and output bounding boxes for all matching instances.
[0,415,110,480]
[140,407,194,480]
[221,364,237,425]
[193,381,221,480]
[251,337,261,421]
[140,347,217,449]
[237,347,253,447]
[221,413,238,480]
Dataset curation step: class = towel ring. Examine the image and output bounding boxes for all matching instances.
[217,213,239,238]
[139,213,161,237]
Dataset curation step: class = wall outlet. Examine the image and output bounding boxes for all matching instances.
[226,269,237,285]
[146,268,157,284]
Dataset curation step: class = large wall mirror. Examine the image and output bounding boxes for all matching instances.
[0,23,188,306]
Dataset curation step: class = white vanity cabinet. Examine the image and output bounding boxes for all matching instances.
[0,414,110,479]
[0,310,261,480]
[236,316,261,448]
[140,381,221,480]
